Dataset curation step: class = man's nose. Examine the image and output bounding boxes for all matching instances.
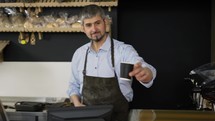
[91,24,97,31]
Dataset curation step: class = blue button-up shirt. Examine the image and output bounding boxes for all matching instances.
[67,36,156,102]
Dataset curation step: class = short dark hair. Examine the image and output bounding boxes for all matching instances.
[79,4,106,25]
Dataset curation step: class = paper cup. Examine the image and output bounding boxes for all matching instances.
[120,62,134,81]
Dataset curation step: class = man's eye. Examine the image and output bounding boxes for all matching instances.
[85,24,91,27]
[95,21,101,25]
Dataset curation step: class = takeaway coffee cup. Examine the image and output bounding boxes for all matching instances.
[120,62,134,81]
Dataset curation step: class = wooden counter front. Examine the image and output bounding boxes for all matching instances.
[128,109,215,121]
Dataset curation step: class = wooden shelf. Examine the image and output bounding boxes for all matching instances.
[25,27,82,32]
[25,2,118,7]
[0,28,25,32]
[0,27,80,32]
[0,19,111,32]
[0,26,110,32]
[0,3,24,7]
[0,1,118,8]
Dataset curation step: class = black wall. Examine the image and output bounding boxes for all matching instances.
[118,0,211,109]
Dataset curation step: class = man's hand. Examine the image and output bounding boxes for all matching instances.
[74,102,86,107]
[129,62,153,83]
[71,95,86,107]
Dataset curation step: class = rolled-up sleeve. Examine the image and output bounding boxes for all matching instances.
[67,50,82,97]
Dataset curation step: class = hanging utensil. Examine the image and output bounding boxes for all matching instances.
[38,32,43,40]
[30,32,36,45]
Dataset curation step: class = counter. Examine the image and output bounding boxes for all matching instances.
[2,96,215,121]
[6,109,215,121]
[128,109,215,121]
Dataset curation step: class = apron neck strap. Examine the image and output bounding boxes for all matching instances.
[83,38,115,76]
[111,38,115,68]
[83,47,89,76]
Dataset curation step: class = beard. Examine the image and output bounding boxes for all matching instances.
[90,32,106,42]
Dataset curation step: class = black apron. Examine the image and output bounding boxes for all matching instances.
[82,38,129,121]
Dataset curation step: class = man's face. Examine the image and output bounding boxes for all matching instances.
[82,15,106,42]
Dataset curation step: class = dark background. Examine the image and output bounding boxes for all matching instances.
[0,0,211,109]
[118,0,211,109]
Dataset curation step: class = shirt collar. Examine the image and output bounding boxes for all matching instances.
[89,35,111,52]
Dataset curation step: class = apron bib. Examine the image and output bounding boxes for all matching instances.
[82,38,129,121]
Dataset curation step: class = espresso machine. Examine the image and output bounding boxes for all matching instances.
[187,62,215,111]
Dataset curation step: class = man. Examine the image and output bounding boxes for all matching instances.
[67,4,156,121]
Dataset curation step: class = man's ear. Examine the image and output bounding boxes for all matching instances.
[104,18,111,32]
[103,18,108,24]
